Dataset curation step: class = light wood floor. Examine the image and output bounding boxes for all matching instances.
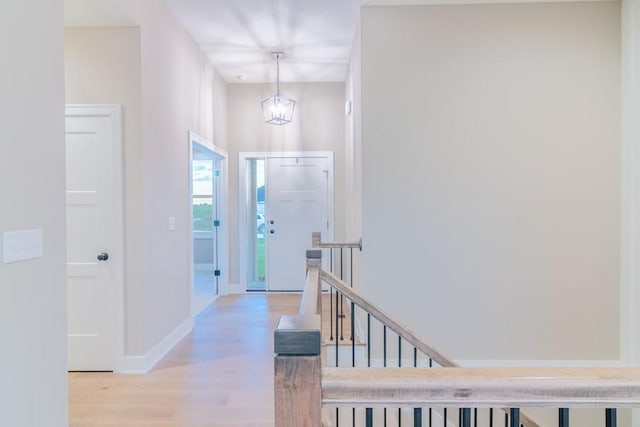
[69,293,300,427]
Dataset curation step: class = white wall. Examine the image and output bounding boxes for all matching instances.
[0,1,68,425]
[129,2,228,353]
[64,27,146,355]
[65,0,228,362]
[360,2,621,361]
[226,82,346,287]
[621,0,640,364]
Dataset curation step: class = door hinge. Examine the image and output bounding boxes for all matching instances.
[214,269,221,277]
[213,219,221,227]
[214,169,220,177]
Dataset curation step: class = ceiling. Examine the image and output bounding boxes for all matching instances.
[64,0,365,83]
[165,0,364,83]
[64,0,609,84]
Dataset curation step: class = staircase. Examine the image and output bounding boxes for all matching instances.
[274,234,640,427]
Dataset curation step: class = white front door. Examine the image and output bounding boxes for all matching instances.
[266,155,332,291]
[65,105,123,371]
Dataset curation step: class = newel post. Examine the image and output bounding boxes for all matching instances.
[274,249,323,427]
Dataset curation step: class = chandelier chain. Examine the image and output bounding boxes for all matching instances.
[276,53,281,96]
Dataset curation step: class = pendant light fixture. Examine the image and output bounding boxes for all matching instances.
[261,52,295,125]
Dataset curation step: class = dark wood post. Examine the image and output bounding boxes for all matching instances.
[274,315,322,427]
[274,249,323,427]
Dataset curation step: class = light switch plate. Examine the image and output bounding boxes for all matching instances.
[168,217,176,231]
[3,229,43,264]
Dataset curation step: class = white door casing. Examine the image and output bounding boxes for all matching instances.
[189,130,228,308]
[237,151,334,292]
[65,105,124,371]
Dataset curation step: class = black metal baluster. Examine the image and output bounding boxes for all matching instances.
[339,297,344,340]
[504,412,508,427]
[335,290,339,367]
[444,408,448,427]
[398,335,402,426]
[559,408,569,427]
[383,325,387,366]
[509,409,519,427]
[474,408,478,427]
[350,249,356,427]
[330,248,334,342]
[330,248,333,273]
[489,409,493,427]
[414,347,422,426]
[350,247,353,287]
[606,408,617,427]
[384,325,387,427]
[330,286,334,341]
[366,408,373,427]
[340,248,344,341]
[351,301,355,362]
[461,408,471,427]
[336,407,339,427]
[429,358,433,427]
[414,407,422,427]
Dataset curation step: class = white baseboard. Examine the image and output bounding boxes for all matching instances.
[119,317,193,374]
[226,283,244,294]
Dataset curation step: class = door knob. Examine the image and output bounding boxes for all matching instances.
[97,252,109,261]
[270,229,275,234]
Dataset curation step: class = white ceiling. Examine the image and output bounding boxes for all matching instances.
[164,0,363,83]
[64,0,613,84]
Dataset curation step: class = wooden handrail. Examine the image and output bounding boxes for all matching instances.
[321,269,457,368]
[312,231,361,250]
[321,270,541,427]
[322,367,640,408]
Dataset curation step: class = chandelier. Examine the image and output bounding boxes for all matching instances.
[261,52,295,125]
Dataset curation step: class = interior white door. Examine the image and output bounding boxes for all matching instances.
[266,156,332,291]
[65,106,122,371]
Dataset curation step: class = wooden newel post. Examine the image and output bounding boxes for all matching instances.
[274,315,322,427]
[274,248,323,427]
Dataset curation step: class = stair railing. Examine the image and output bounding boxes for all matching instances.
[274,249,323,427]
[274,237,640,427]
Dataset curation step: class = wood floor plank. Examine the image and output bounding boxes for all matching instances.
[69,293,300,426]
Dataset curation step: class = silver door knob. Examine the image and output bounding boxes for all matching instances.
[97,252,109,261]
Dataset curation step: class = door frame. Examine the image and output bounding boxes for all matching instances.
[238,151,334,292]
[65,104,125,372]
[188,131,228,305]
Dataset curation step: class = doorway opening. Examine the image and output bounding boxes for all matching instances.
[190,132,227,315]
